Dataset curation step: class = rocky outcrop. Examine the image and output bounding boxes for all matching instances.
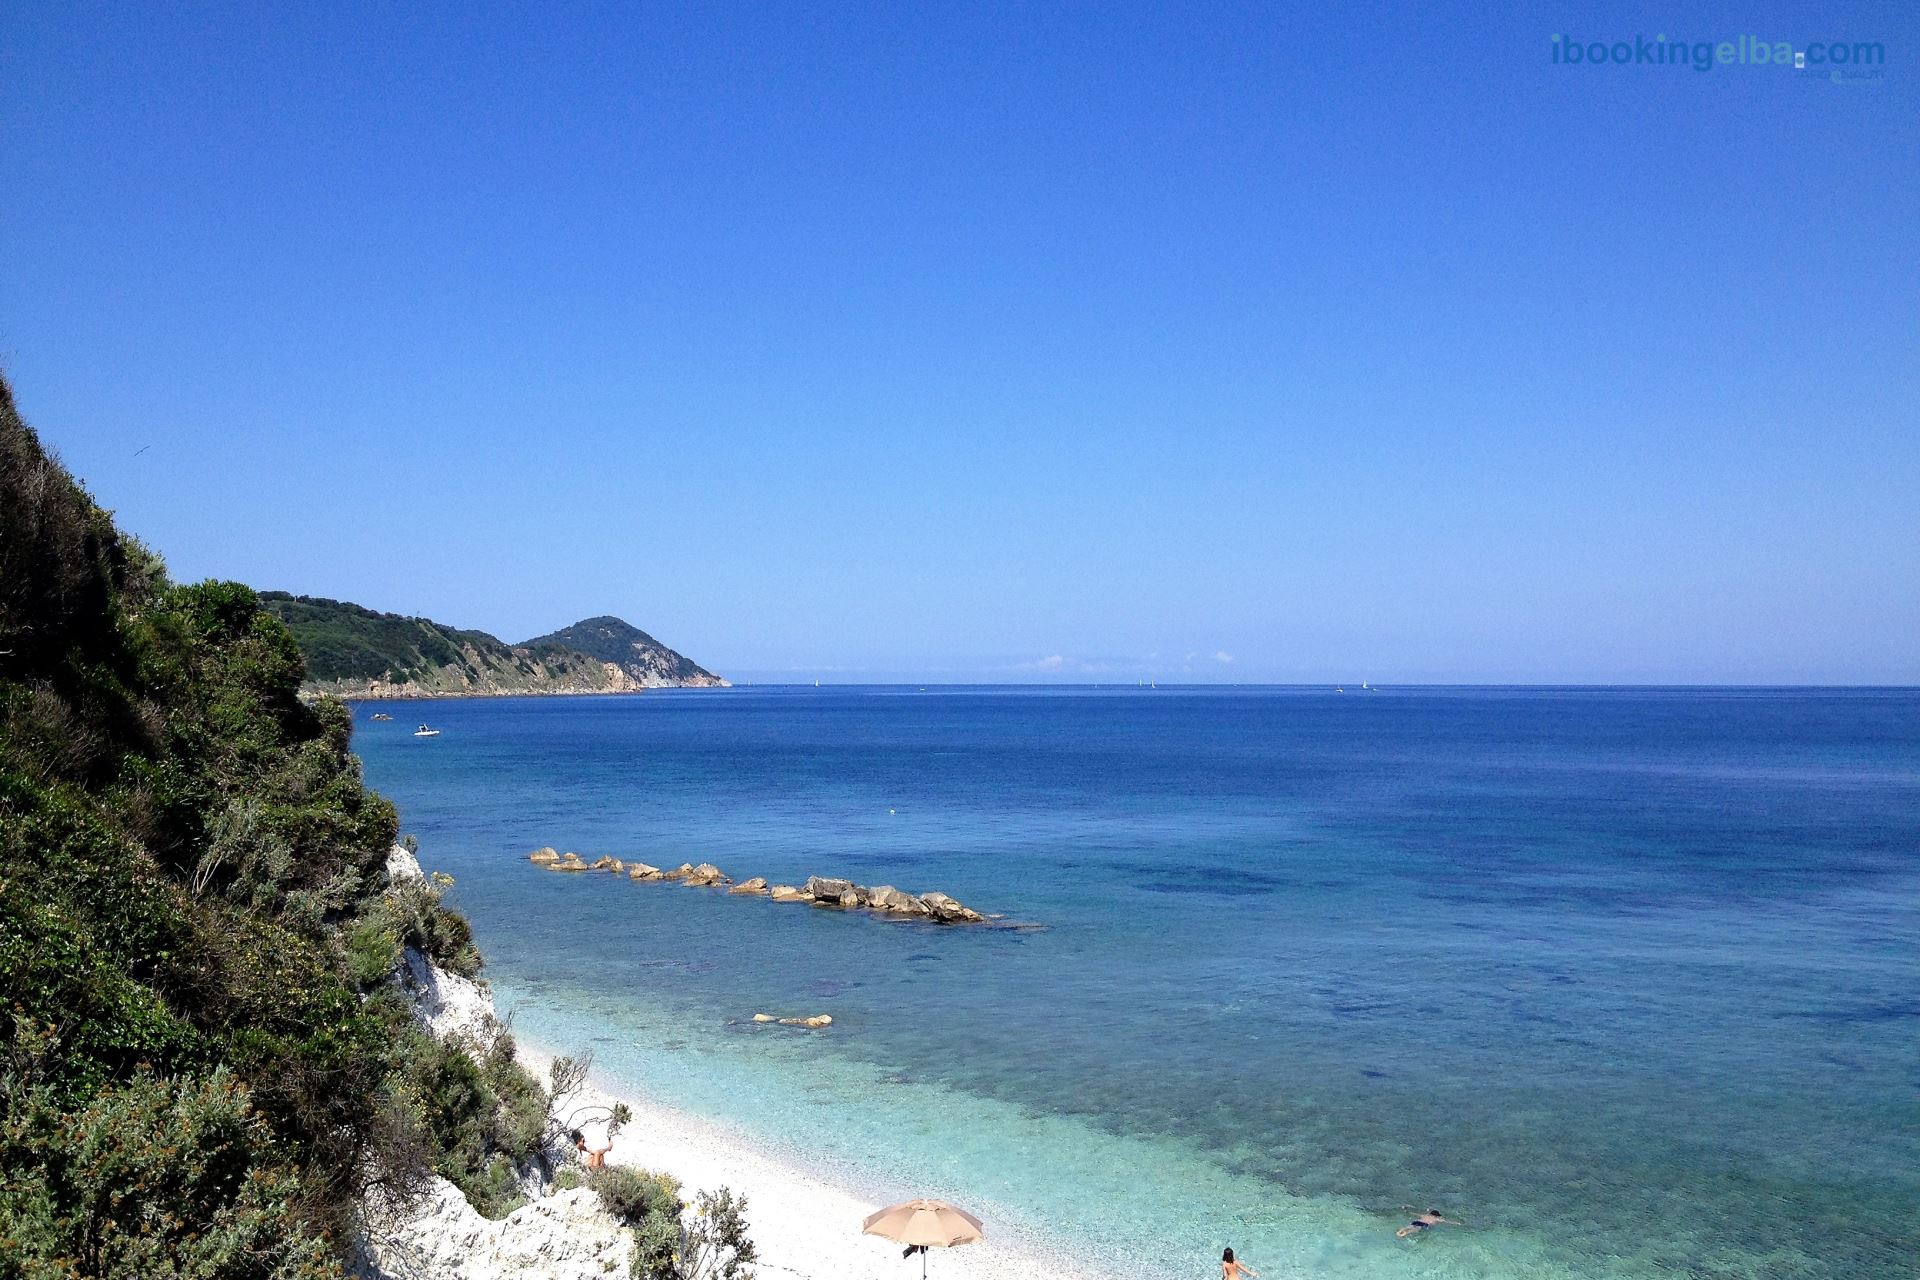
[865,886,927,916]
[354,1179,632,1280]
[917,892,985,923]
[398,948,497,1046]
[802,876,855,901]
[528,847,999,924]
[388,845,427,884]
[780,877,986,923]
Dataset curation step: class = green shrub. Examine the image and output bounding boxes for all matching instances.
[345,919,402,989]
[481,1035,550,1164]
[0,1064,336,1280]
[458,1154,528,1220]
[592,1166,682,1226]
[682,1187,757,1280]
[381,879,482,977]
[389,1024,556,1219]
[629,1207,684,1280]
[590,1167,686,1280]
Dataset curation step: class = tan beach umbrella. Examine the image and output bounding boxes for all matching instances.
[862,1198,984,1277]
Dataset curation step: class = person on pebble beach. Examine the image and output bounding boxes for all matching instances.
[570,1128,612,1169]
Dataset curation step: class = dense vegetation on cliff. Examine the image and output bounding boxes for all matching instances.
[258,592,518,685]
[260,595,724,697]
[0,377,548,1276]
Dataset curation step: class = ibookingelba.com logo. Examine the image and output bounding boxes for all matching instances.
[1550,33,1885,75]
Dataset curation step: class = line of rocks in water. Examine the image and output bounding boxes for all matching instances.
[525,848,990,923]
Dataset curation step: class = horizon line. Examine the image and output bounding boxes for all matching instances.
[631,681,1920,691]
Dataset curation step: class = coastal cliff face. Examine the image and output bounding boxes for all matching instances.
[0,373,536,1275]
[354,1180,631,1280]
[0,374,709,1278]
[261,593,728,698]
[356,850,634,1280]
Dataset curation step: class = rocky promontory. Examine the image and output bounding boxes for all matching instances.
[526,848,994,923]
[262,594,728,698]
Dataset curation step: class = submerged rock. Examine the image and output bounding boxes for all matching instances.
[918,892,984,923]
[774,1014,833,1028]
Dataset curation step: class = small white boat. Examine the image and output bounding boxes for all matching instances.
[413,725,441,737]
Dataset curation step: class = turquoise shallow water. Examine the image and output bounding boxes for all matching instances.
[354,687,1920,1279]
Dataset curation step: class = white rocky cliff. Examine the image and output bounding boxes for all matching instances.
[351,847,631,1280]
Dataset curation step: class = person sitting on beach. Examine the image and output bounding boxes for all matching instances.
[1221,1246,1258,1278]
[1396,1208,1463,1238]
[570,1128,613,1170]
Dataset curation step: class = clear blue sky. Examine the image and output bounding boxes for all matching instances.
[4,2,1915,683]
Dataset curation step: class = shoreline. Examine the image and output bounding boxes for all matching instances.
[385,844,1128,1280]
[508,1037,1121,1280]
[328,684,731,702]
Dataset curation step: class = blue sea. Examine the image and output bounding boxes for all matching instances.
[353,687,1919,1280]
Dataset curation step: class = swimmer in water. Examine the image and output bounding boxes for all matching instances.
[1221,1246,1259,1278]
[1396,1207,1464,1238]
